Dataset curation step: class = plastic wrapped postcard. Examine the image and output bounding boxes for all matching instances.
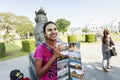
[57,42,84,80]
[68,42,84,80]
[57,42,69,80]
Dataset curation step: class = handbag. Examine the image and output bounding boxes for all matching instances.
[110,47,117,56]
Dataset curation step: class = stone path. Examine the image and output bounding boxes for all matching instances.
[0,56,30,80]
[81,42,120,80]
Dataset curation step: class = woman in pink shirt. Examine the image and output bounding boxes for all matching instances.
[34,21,61,80]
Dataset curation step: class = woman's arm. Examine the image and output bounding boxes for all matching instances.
[110,37,115,46]
[35,58,55,79]
[35,47,60,79]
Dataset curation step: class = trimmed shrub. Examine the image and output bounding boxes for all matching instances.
[21,40,35,52]
[68,35,77,42]
[85,34,96,42]
[0,42,5,58]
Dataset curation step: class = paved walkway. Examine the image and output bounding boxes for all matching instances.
[81,42,120,80]
[0,56,30,80]
[0,42,120,80]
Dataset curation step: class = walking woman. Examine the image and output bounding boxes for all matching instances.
[101,29,115,72]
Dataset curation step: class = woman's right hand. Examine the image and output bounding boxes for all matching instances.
[110,45,115,49]
[51,47,60,60]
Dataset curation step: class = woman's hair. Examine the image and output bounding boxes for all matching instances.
[102,29,110,43]
[43,21,56,32]
[103,29,110,36]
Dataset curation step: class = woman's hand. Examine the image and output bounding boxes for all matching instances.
[110,45,115,49]
[51,44,65,60]
[51,47,60,60]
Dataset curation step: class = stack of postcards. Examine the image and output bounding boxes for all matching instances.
[57,42,84,80]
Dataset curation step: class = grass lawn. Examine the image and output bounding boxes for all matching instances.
[0,40,33,62]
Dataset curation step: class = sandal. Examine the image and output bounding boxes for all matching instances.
[102,67,108,72]
[107,66,112,69]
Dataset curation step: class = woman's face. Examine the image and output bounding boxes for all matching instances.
[44,23,58,41]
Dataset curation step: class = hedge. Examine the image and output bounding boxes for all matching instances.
[85,34,96,42]
[68,35,78,42]
[0,42,5,58]
[21,40,35,52]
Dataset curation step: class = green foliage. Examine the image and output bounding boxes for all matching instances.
[21,40,35,52]
[82,27,89,33]
[58,34,85,42]
[0,13,18,34]
[2,34,15,42]
[16,16,34,38]
[0,12,34,38]
[55,18,70,33]
[0,41,29,61]
[68,35,78,42]
[0,42,5,58]
[85,34,96,42]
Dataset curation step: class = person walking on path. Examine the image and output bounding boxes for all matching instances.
[33,21,62,80]
[101,29,115,72]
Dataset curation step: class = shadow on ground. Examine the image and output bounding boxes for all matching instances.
[83,62,120,80]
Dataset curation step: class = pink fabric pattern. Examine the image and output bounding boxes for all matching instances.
[34,44,57,80]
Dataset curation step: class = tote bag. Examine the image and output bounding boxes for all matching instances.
[110,47,117,56]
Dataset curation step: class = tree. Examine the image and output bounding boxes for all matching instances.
[55,18,70,34]
[82,27,89,33]
[0,13,17,34]
[15,16,34,38]
[0,12,34,39]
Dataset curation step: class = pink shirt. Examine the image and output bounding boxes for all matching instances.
[34,43,57,80]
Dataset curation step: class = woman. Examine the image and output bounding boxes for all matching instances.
[34,21,62,80]
[101,29,115,72]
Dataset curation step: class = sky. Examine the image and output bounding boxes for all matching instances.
[0,0,120,28]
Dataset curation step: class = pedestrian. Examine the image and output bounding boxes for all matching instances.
[33,21,63,80]
[101,29,115,72]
